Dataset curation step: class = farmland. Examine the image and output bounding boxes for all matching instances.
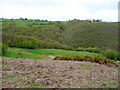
[2,19,54,26]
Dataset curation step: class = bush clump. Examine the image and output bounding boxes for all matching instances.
[37,39,74,50]
[54,55,118,67]
[1,43,8,55]
[76,47,85,51]
[9,35,38,49]
[85,48,101,53]
[102,49,118,61]
[117,52,120,60]
[76,47,101,53]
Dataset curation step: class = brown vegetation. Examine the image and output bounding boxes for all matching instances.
[2,58,118,88]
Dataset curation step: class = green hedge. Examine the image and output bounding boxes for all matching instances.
[54,55,118,67]
[76,47,101,53]
[118,52,120,60]
[2,43,8,55]
[102,49,119,61]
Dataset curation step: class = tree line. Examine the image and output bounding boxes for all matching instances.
[1,19,118,54]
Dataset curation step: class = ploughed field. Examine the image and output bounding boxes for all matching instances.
[2,57,118,88]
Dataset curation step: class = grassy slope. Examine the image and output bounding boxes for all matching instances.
[3,48,42,59]
[2,47,105,60]
[10,47,104,57]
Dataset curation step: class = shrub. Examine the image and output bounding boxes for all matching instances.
[2,43,8,55]
[62,45,74,50]
[37,40,63,49]
[76,47,85,51]
[54,55,118,67]
[117,52,120,60]
[102,49,118,61]
[0,43,2,55]
[85,47,101,53]
[37,39,74,50]
[9,35,38,49]
[76,47,101,53]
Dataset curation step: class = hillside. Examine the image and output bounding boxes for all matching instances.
[59,21,118,50]
[1,19,119,88]
[2,19,118,51]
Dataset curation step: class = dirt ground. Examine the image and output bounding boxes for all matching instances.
[2,57,119,88]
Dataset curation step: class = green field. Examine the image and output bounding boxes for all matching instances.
[4,47,120,65]
[3,48,42,59]
[2,47,105,59]
[21,48,103,56]
[2,19,54,26]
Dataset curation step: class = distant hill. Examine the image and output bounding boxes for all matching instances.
[2,19,118,51]
[59,20,118,50]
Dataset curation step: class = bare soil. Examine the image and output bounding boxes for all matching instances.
[2,57,119,88]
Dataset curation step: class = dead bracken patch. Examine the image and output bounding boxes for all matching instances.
[2,57,118,88]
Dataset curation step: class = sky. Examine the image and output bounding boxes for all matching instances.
[0,0,119,22]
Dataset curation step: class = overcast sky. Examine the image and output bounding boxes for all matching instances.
[0,0,118,21]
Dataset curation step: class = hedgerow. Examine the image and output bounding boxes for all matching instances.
[101,49,118,61]
[76,47,101,53]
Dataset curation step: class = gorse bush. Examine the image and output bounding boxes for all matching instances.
[102,49,118,61]
[54,55,118,67]
[75,48,120,61]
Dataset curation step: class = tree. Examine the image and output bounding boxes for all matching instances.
[20,17,24,20]
[25,18,27,20]
[9,35,38,49]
